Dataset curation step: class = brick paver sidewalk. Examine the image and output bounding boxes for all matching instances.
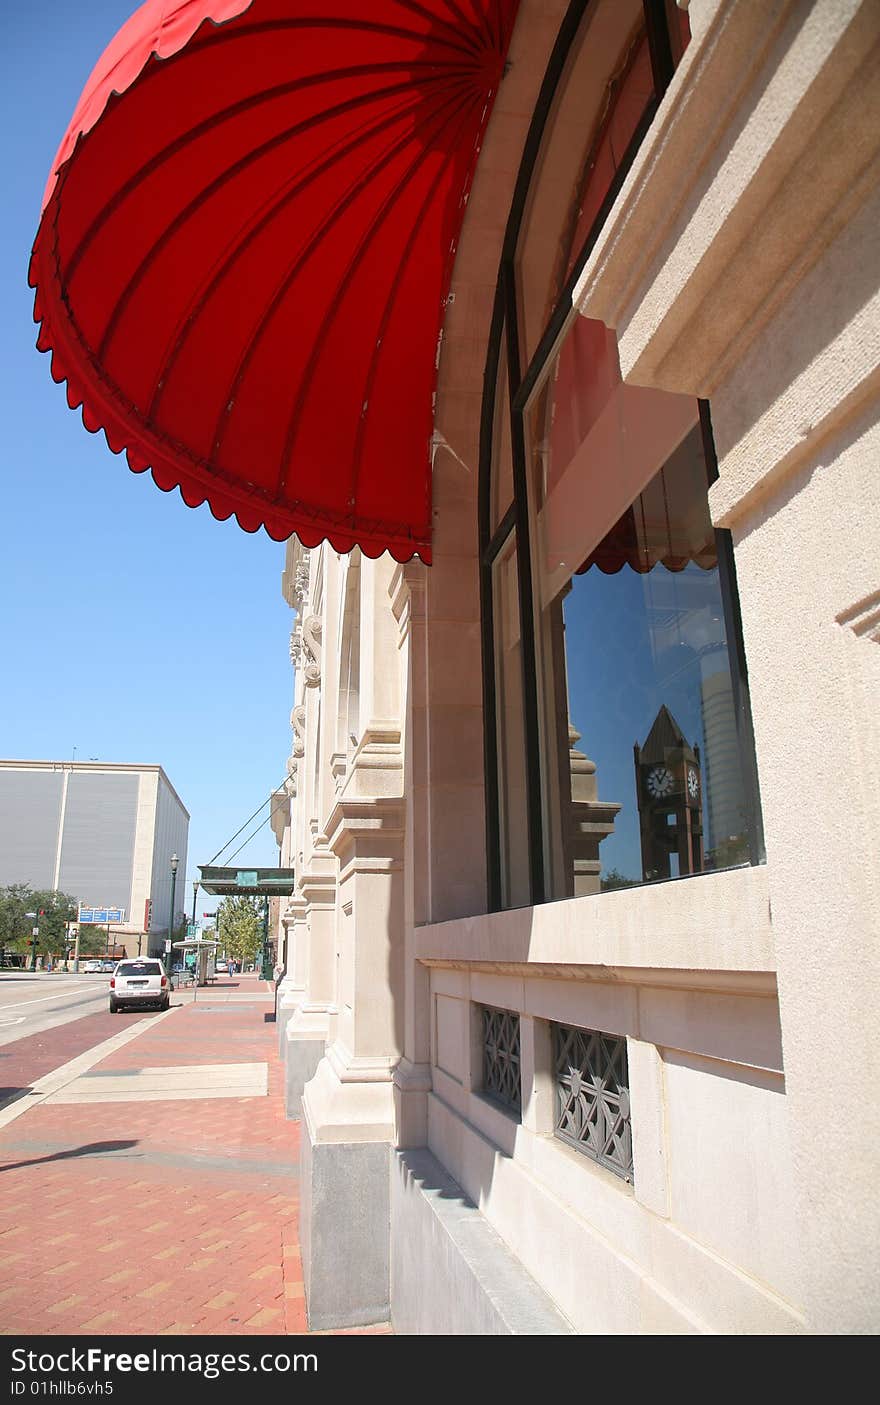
[0,974,379,1337]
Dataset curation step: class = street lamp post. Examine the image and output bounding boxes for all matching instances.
[168,853,179,980]
[191,879,199,926]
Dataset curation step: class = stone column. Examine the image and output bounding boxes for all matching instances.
[284,550,345,1111]
[283,860,336,1118]
[391,564,433,1148]
[299,553,406,1330]
[277,893,308,1054]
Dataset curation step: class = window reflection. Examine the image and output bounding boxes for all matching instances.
[515,0,646,364]
[540,424,751,895]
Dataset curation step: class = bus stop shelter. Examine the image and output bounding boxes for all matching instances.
[171,937,219,988]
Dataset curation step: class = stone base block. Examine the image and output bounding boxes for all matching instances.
[284,1035,325,1121]
[301,1134,390,1331]
[276,998,299,1057]
[390,1148,573,1335]
[275,989,303,1056]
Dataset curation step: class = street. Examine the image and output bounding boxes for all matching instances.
[0,973,161,1117]
[0,971,390,1336]
[0,973,114,1051]
[0,974,314,1335]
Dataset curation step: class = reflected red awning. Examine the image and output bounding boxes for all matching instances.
[30,0,518,563]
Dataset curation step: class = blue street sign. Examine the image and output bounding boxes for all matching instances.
[78,905,125,924]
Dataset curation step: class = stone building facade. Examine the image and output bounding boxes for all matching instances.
[273,0,880,1335]
[28,0,879,1336]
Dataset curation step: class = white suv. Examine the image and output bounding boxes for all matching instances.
[109,959,170,1013]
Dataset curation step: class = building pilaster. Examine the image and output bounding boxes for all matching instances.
[284,859,336,1118]
[300,552,406,1330]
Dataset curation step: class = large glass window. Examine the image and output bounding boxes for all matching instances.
[479,0,761,911]
[515,0,649,365]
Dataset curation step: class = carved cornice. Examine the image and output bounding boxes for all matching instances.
[299,869,338,909]
[325,794,406,869]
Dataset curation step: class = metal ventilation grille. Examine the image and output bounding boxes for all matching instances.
[553,1025,633,1181]
[481,1006,521,1114]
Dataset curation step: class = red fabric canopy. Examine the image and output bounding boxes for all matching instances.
[30,0,518,562]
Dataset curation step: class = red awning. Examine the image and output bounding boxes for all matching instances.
[30,0,517,563]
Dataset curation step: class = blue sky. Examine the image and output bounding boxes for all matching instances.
[1,3,294,913]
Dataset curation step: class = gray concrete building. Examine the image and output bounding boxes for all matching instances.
[0,760,189,954]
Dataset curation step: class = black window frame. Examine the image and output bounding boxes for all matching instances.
[478,0,763,913]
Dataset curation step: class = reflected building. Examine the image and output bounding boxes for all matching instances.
[701,669,749,866]
[565,724,620,896]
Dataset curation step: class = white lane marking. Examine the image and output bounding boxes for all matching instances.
[0,984,106,1012]
[0,1005,179,1131]
[0,1017,26,1026]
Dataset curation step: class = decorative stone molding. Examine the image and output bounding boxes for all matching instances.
[342,725,404,801]
[392,1057,434,1149]
[325,1041,399,1085]
[329,751,347,792]
[326,794,406,878]
[283,541,312,610]
[302,614,323,686]
[568,725,621,897]
[289,630,302,669]
[299,868,337,908]
[417,958,776,996]
[390,561,427,644]
[294,554,311,607]
[291,704,306,758]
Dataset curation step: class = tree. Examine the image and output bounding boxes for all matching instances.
[217,895,262,970]
[600,868,641,892]
[0,885,79,957]
[0,885,33,951]
[30,890,79,949]
[75,924,112,956]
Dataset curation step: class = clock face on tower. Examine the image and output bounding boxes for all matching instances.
[687,766,700,800]
[646,765,674,799]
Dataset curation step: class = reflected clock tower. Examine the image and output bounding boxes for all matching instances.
[634,705,703,881]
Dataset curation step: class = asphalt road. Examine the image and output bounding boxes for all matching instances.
[0,972,110,1049]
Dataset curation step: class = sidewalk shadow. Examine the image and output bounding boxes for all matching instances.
[0,1139,139,1173]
